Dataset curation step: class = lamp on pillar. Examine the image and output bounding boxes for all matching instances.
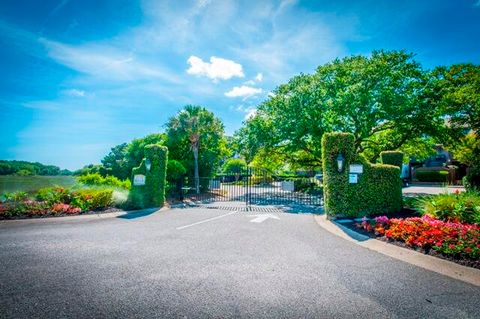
[336,153,345,173]
[145,158,152,172]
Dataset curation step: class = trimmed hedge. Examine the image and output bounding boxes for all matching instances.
[129,144,168,209]
[321,132,402,217]
[380,151,404,169]
[416,170,449,183]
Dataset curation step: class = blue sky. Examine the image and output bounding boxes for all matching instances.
[1,0,479,170]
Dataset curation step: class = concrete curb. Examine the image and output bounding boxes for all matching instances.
[314,214,480,287]
[0,206,171,224]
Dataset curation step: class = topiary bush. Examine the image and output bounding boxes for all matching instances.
[380,151,404,169]
[415,170,449,182]
[322,132,402,217]
[128,144,168,209]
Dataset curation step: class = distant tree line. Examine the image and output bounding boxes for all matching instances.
[0,160,72,176]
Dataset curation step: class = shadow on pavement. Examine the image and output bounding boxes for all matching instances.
[117,208,159,220]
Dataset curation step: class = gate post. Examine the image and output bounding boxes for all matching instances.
[128,144,168,209]
[321,132,402,218]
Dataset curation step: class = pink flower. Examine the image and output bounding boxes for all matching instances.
[374,216,389,224]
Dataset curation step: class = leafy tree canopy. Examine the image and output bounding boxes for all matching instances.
[236,50,448,167]
[222,158,247,174]
[166,105,228,179]
[99,133,166,180]
[432,63,480,134]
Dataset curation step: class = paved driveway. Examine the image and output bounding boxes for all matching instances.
[1,205,479,318]
[403,185,465,196]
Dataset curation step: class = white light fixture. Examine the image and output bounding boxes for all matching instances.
[145,159,152,172]
[336,153,345,173]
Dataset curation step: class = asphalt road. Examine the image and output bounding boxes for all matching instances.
[1,205,479,318]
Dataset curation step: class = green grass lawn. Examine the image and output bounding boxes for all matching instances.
[0,175,77,194]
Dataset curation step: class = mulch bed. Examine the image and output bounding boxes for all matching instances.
[0,207,123,220]
[340,220,480,270]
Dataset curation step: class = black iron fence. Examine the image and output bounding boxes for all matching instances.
[170,168,323,206]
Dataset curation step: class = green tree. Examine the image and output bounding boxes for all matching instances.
[432,63,480,133]
[222,158,247,173]
[125,133,167,171]
[167,160,187,183]
[101,143,129,180]
[451,132,480,167]
[222,158,247,181]
[166,105,226,193]
[237,50,443,166]
[99,134,167,180]
[74,164,105,176]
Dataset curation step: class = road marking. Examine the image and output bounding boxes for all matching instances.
[249,214,280,223]
[176,211,237,230]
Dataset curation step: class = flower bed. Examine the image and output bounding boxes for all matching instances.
[357,215,480,268]
[0,187,114,219]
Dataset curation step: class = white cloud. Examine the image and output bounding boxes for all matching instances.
[225,85,262,99]
[63,89,86,97]
[40,38,181,83]
[255,73,263,82]
[243,80,256,85]
[187,55,244,81]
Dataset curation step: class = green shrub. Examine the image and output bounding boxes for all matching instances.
[402,196,418,210]
[1,191,28,202]
[35,187,72,205]
[0,200,50,217]
[380,151,404,169]
[112,189,129,208]
[321,132,402,217]
[463,166,480,191]
[415,191,480,224]
[71,189,113,211]
[415,170,449,182]
[77,173,131,189]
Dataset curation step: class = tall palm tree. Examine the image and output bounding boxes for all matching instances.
[167,105,226,195]
[169,106,202,194]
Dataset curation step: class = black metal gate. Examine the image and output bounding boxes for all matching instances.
[179,167,323,206]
